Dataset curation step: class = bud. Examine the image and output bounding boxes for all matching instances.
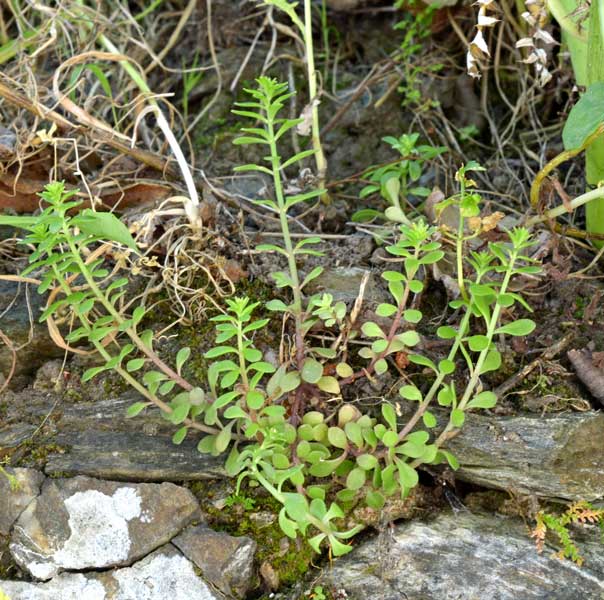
[302,411,324,426]
[338,403,362,427]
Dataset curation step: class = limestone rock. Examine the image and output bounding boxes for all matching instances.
[0,468,44,535]
[173,525,257,598]
[9,477,200,580]
[0,544,225,599]
[317,511,604,599]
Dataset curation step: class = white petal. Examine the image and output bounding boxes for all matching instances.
[522,52,539,64]
[478,15,499,26]
[521,11,536,25]
[472,30,490,56]
[534,29,558,45]
[534,47,547,61]
[539,68,553,86]
[515,37,535,48]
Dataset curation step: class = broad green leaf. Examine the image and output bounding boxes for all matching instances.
[328,426,348,449]
[381,403,398,430]
[374,358,388,374]
[172,426,187,445]
[361,321,384,338]
[73,210,138,251]
[170,403,190,424]
[437,325,457,339]
[403,309,422,323]
[197,434,216,454]
[399,385,422,401]
[215,424,233,453]
[246,390,265,410]
[399,330,420,347]
[309,457,342,477]
[336,362,354,378]
[346,467,367,490]
[382,431,398,447]
[126,402,148,418]
[279,507,298,539]
[438,449,460,470]
[82,365,107,382]
[317,376,340,395]
[356,454,378,470]
[376,303,398,317]
[468,335,489,351]
[563,82,604,150]
[366,490,385,509]
[224,405,248,420]
[467,391,497,409]
[438,359,455,375]
[301,358,324,384]
[409,354,437,373]
[284,493,309,522]
[480,347,502,374]
[266,299,289,312]
[345,422,364,448]
[423,411,437,428]
[495,319,536,336]
[396,460,419,489]
[176,347,190,375]
[126,358,145,372]
[451,408,465,427]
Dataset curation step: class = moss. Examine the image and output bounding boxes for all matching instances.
[190,481,317,589]
[0,534,19,579]
[27,443,66,464]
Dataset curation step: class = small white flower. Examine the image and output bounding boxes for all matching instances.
[471,29,490,57]
[534,29,558,45]
[478,14,499,26]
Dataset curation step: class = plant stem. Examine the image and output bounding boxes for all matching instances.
[432,257,517,448]
[267,111,305,367]
[50,264,220,437]
[64,230,192,390]
[525,186,604,226]
[236,320,250,390]
[397,308,472,443]
[303,0,327,198]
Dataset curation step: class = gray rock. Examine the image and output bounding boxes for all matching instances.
[9,477,200,580]
[0,423,37,454]
[173,525,256,598]
[45,429,226,482]
[0,281,63,383]
[0,544,225,599]
[306,267,385,305]
[317,511,604,600]
[0,468,44,535]
[0,392,226,481]
[448,411,604,501]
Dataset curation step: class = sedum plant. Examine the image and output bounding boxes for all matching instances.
[353,132,447,225]
[0,78,539,559]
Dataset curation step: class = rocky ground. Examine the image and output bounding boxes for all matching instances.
[1,269,604,599]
